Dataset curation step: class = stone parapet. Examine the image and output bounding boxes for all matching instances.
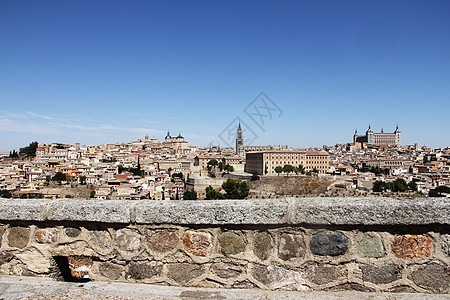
[0,197,448,225]
[0,197,448,294]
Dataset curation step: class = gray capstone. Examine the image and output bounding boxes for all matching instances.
[48,200,132,223]
[290,197,449,225]
[0,199,49,221]
[1,198,448,226]
[135,199,290,225]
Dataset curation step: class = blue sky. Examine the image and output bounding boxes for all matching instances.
[1,1,449,151]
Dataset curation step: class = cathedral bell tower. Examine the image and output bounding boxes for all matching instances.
[236,122,245,157]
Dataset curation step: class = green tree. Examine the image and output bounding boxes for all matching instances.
[221,179,250,199]
[183,189,198,200]
[52,172,67,183]
[275,166,283,176]
[223,164,234,172]
[19,141,38,157]
[429,185,450,197]
[118,165,142,176]
[312,168,319,174]
[297,164,305,175]
[79,175,87,185]
[392,178,408,192]
[205,185,224,200]
[9,150,19,159]
[90,190,96,198]
[283,164,294,176]
[101,158,117,163]
[369,166,389,176]
[172,172,184,180]
[207,159,218,171]
[0,190,12,198]
[373,180,386,192]
[408,181,418,191]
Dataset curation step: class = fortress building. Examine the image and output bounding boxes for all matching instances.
[353,125,401,146]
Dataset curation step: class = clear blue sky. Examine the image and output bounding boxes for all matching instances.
[1,0,449,151]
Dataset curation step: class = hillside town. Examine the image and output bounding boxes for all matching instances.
[1,126,449,200]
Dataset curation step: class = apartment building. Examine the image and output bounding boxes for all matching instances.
[245,150,330,175]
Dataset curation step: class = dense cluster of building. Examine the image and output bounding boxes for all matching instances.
[0,122,328,200]
[326,129,450,195]
[0,125,448,199]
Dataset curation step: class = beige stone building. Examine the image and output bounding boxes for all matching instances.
[245,150,330,175]
[163,131,189,156]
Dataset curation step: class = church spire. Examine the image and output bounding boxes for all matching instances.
[236,121,244,157]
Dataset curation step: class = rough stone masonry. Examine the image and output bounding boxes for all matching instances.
[0,197,448,293]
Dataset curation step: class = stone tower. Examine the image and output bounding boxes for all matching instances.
[366,124,374,144]
[394,125,401,146]
[236,122,245,157]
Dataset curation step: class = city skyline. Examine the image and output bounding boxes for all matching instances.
[1,1,450,151]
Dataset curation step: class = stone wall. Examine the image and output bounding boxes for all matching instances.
[0,198,448,294]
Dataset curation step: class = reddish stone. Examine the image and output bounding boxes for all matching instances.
[391,235,432,259]
[182,231,212,256]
